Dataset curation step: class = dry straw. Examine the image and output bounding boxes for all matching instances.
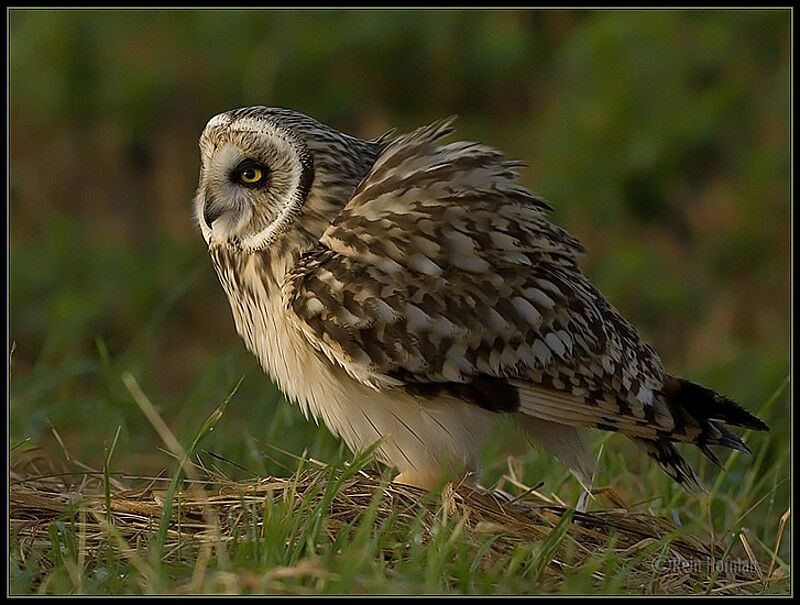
[10,443,786,595]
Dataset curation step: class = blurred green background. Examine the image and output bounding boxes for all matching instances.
[10,10,789,498]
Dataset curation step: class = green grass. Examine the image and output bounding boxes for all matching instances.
[10,451,791,595]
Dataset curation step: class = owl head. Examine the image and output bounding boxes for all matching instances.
[194,107,382,251]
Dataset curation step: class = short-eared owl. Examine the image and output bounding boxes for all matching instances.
[195,107,767,491]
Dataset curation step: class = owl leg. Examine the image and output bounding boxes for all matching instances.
[576,489,591,513]
[515,414,595,491]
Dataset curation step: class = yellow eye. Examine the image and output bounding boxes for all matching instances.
[238,165,265,185]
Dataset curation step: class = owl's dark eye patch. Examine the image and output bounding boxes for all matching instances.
[232,160,269,188]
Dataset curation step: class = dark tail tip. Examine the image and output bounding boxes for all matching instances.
[666,377,769,432]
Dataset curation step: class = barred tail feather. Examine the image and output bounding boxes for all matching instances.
[649,376,769,490]
[512,376,768,491]
[632,437,706,493]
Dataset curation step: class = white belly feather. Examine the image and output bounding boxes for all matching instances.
[220,253,498,486]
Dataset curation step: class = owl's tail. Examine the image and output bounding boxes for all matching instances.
[635,376,769,492]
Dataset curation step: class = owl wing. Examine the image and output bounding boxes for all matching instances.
[283,118,764,488]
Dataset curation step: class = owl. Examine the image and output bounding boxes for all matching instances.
[194,106,767,492]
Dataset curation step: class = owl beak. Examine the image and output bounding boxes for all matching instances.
[203,194,223,229]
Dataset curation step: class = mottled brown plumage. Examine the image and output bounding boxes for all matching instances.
[195,107,767,492]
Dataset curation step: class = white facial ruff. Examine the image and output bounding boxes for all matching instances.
[196,114,309,252]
